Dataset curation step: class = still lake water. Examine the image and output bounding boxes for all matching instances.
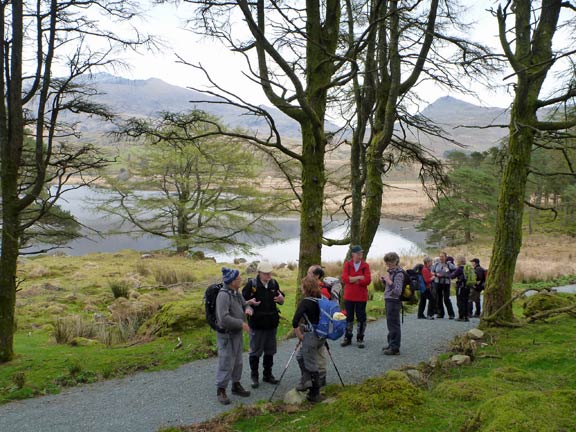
[40,187,427,263]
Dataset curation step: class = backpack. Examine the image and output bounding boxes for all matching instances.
[412,264,427,294]
[463,264,477,288]
[306,297,346,340]
[204,282,224,331]
[400,269,419,303]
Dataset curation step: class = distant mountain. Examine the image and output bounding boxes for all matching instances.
[70,74,512,157]
[413,96,510,156]
[74,73,338,140]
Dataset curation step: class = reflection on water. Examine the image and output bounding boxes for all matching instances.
[32,187,427,263]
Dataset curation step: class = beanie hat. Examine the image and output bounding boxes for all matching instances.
[222,267,240,285]
[350,245,363,253]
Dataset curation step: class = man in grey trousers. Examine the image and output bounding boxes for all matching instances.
[215,267,253,405]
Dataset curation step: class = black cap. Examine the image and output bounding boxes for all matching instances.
[350,245,363,253]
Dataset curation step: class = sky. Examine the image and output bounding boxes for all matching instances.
[97,1,559,114]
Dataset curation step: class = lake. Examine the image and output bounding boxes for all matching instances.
[35,187,427,263]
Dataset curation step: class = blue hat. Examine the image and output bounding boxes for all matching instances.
[350,245,363,253]
[222,267,240,284]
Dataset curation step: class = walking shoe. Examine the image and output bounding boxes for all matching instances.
[231,382,251,397]
[217,388,231,405]
[382,348,400,356]
[340,338,352,347]
[263,375,279,384]
[357,340,365,349]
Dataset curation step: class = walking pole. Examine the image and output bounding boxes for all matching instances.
[268,340,301,402]
[324,341,345,387]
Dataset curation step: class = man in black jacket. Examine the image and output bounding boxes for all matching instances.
[242,261,285,389]
[469,258,486,317]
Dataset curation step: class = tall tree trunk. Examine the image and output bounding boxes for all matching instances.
[296,121,326,295]
[483,0,563,325]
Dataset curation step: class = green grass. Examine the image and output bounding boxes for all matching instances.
[174,300,576,432]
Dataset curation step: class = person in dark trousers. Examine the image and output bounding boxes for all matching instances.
[431,252,456,319]
[215,267,253,405]
[242,261,285,389]
[449,255,470,322]
[417,256,436,319]
[469,258,486,317]
[381,252,403,355]
[293,276,325,403]
[341,245,372,348]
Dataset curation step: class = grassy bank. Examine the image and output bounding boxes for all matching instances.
[165,297,576,432]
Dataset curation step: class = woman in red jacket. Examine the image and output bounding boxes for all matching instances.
[341,245,372,348]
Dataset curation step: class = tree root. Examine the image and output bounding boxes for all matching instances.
[526,304,576,322]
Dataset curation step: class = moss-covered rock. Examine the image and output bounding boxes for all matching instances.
[433,377,512,402]
[523,292,575,317]
[490,367,535,383]
[140,300,205,336]
[336,370,423,422]
[462,390,576,432]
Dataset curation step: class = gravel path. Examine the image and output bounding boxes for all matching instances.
[0,308,477,432]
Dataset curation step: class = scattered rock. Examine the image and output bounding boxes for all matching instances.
[42,283,63,291]
[283,389,308,405]
[246,261,259,274]
[189,251,205,260]
[429,355,440,368]
[234,257,247,264]
[451,354,471,366]
[70,337,100,347]
[404,369,427,387]
[467,328,485,340]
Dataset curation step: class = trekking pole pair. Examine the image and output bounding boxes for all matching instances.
[268,340,301,402]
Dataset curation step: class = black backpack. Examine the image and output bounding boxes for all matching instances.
[204,282,224,331]
[400,269,419,303]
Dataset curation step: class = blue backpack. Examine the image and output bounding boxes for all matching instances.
[306,297,346,340]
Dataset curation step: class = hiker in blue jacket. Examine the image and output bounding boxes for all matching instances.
[292,276,324,403]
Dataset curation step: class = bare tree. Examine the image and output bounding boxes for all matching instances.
[483,0,576,325]
[0,1,152,362]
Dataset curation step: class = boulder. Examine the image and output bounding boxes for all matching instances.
[404,369,427,387]
[283,389,308,405]
[451,354,471,366]
[467,328,485,340]
[140,300,204,336]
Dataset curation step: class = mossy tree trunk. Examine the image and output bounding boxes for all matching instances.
[233,0,340,302]
[483,0,575,324]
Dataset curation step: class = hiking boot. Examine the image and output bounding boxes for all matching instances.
[263,374,279,385]
[307,372,324,403]
[464,318,470,322]
[231,382,251,397]
[455,318,465,322]
[357,341,365,349]
[217,387,230,405]
[427,316,435,320]
[340,338,352,347]
[381,345,390,353]
[382,348,400,356]
[249,356,259,389]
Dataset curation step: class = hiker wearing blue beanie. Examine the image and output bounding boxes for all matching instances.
[215,267,252,405]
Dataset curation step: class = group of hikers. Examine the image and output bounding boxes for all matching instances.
[211,247,486,405]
